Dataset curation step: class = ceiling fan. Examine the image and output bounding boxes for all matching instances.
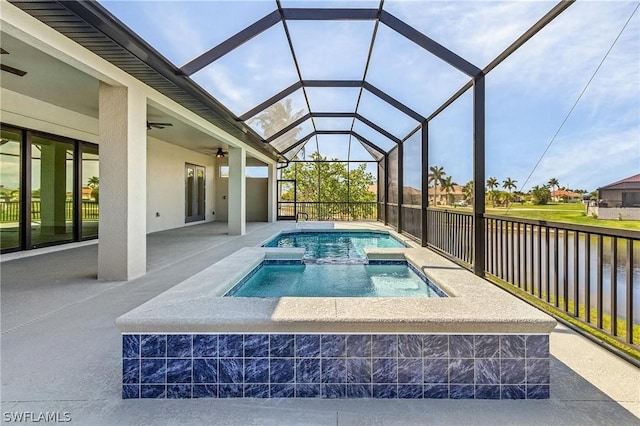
[146,121,173,130]
[214,147,228,158]
[0,48,27,77]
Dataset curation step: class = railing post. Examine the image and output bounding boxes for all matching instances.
[421,122,429,247]
[472,75,486,277]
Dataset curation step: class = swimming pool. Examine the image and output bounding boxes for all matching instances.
[263,231,407,260]
[226,261,446,298]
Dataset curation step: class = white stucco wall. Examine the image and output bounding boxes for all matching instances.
[214,160,268,222]
[147,137,215,233]
[594,207,640,221]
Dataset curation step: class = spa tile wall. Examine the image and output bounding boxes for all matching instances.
[122,333,549,400]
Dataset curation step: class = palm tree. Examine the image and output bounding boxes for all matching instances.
[441,176,455,205]
[427,166,447,206]
[87,176,99,202]
[462,180,473,203]
[502,177,517,193]
[486,177,499,207]
[548,177,559,199]
[249,98,305,146]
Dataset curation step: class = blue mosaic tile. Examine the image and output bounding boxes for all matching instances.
[270,384,295,398]
[474,335,499,358]
[526,358,549,384]
[122,335,139,358]
[270,334,294,358]
[141,359,166,384]
[244,358,269,384]
[296,335,320,358]
[449,358,474,384]
[373,384,397,399]
[501,359,525,384]
[296,358,321,384]
[167,384,191,399]
[368,260,406,265]
[398,359,422,384]
[398,385,423,399]
[321,335,346,357]
[193,335,217,357]
[373,358,397,384]
[322,384,346,399]
[296,384,321,398]
[122,385,139,399]
[501,385,526,400]
[244,384,269,398]
[526,335,549,359]
[193,384,218,398]
[450,385,474,399]
[450,335,474,358]
[141,335,166,358]
[346,358,371,384]
[423,359,448,384]
[526,384,549,399]
[398,335,422,358]
[476,385,501,399]
[475,359,500,385]
[270,359,295,384]
[346,335,371,357]
[166,359,191,384]
[167,335,191,358]
[347,384,372,398]
[219,335,243,358]
[219,358,243,384]
[219,384,243,398]
[193,358,218,384]
[123,359,139,384]
[423,384,449,399]
[244,334,269,358]
[140,385,166,399]
[501,335,525,358]
[423,335,448,358]
[322,359,346,383]
[372,335,397,358]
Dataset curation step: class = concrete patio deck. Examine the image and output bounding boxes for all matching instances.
[1,221,638,425]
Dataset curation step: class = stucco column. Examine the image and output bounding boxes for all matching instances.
[98,82,147,280]
[267,162,277,222]
[228,146,246,235]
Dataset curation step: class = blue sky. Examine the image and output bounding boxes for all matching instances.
[100,0,639,192]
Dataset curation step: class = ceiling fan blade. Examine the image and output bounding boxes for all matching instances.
[1,64,27,77]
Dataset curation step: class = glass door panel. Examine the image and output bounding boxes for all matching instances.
[0,128,22,251]
[31,136,74,247]
[81,144,99,239]
[185,164,205,223]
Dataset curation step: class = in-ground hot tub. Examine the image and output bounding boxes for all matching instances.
[116,231,556,400]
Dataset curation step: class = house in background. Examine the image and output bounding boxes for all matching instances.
[592,174,640,220]
[550,189,582,203]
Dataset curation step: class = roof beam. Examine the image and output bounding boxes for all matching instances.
[180,10,281,76]
[281,8,379,21]
[363,82,425,122]
[265,113,312,143]
[380,11,481,78]
[281,131,317,155]
[352,132,387,156]
[302,80,363,88]
[354,114,401,144]
[239,81,303,121]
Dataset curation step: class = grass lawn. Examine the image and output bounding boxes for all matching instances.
[484,202,640,231]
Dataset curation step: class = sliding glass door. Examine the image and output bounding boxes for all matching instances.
[185,163,205,223]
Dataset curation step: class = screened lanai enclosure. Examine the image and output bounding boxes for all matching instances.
[18,0,638,357]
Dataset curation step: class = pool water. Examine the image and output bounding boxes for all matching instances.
[226,263,445,298]
[264,231,407,260]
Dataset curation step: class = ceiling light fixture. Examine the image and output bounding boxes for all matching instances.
[215,148,226,158]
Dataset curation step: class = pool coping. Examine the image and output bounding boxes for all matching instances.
[115,231,556,334]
